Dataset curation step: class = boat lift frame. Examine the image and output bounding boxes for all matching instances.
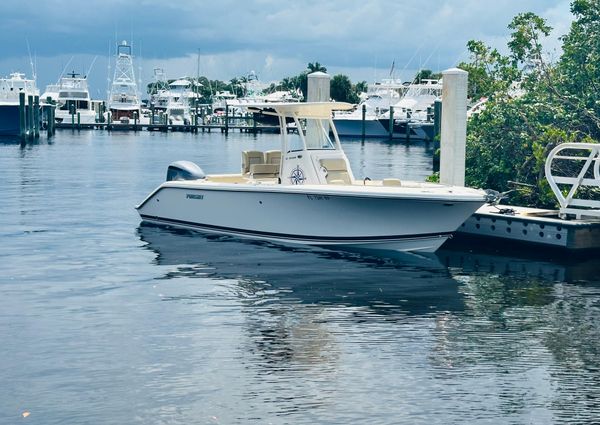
[545,142,600,219]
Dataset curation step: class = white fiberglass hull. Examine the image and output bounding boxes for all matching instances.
[56,110,96,124]
[137,183,484,252]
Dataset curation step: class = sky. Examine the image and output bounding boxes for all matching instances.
[0,0,574,99]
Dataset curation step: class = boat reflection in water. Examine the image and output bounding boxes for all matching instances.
[137,224,600,422]
[137,222,465,317]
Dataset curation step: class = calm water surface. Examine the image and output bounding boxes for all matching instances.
[1,131,599,424]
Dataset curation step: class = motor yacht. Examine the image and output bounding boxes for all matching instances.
[0,72,40,136]
[379,78,443,140]
[136,102,485,252]
[333,78,403,138]
[108,41,142,123]
[43,71,96,125]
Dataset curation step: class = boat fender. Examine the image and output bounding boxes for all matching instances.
[166,161,206,181]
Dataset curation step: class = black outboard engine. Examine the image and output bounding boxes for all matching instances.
[166,161,206,181]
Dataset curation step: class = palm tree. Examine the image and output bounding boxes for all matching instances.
[307,62,327,73]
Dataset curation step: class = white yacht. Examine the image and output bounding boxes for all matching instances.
[211,90,237,114]
[0,72,40,136]
[379,78,443,140]
[43,72,96,124]
[137,102,485,253]
[108,41,142,123]
[165,78,197,125]
[333,78,403,138]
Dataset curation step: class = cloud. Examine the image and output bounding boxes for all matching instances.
[0,0,574,93]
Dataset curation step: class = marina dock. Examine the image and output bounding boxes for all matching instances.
[457,204,600,250]
[54,122,283,134]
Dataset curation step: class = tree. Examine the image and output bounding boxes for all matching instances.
[307,62,327,73]
[330,74,358,103]
[413,69,442,83]
[460,4,600,208]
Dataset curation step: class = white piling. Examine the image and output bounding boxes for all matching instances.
[440,68,468,187]
[306,72,330,149]
[307,71,330,102]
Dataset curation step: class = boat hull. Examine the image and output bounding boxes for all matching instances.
[0,105,21,136]
[137,185,483,252]
[333,117,389,138]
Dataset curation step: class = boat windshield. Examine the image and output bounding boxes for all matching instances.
[305,118,335,150]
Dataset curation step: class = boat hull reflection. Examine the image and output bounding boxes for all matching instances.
[137,223,465,316]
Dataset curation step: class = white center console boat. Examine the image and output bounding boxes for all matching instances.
[137,102,485,252]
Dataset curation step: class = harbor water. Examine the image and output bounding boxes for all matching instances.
[1,131,599,424]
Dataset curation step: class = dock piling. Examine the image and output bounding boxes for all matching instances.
[33,96,40,138]
[388,106,394,139]
[440,68,468,187]
[361,104,366,140]
[27,95,34,139]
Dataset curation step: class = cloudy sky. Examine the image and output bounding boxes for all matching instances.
[0,0,573,98]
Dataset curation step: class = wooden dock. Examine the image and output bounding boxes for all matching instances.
[55,122,283,134]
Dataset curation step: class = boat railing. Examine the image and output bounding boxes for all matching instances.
[545,142,600,218]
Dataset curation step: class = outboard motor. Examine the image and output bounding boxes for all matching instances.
[166,161,206,181]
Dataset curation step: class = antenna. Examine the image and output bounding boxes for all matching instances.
[106,40,112,103]
[26,39,36,79]
[86,55,98,78]
[57,56,74,84]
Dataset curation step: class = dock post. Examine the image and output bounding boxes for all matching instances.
[77,112,81,130]
[134,111,138,132]
[70,103,75,129]
[440,68,468,187]
[225,104,229,135]
[27,95,34,139]
[388,106,394,139]
[107,112,112,131]
[361,104,366,140]
[195,101,199,133]
[433,99,442,140]
[19,92,26,138]
[33,96,40,138]
[46,97,55,136]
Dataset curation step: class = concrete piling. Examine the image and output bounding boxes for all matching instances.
[440,68,468,187]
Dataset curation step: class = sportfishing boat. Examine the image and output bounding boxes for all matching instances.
[379,78,443,140]
[108,41,142,123]
[0,72,40,136]
[333,78,403,137]
[43,71,96,124]
[136,102,485,252]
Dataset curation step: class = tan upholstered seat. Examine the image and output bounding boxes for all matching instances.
[242,150,264,174]
[264,150,281,165]
[250,163,279,179]
[320,158,351,184]
[382,178,402,187]
[264,150,282,174]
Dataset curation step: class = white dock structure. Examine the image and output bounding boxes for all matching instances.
[457,142,600,250]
